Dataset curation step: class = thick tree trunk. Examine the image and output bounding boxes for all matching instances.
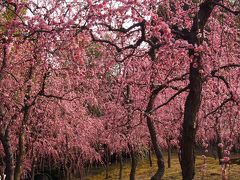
[179,1,217,179]
[129,146,137,180]
[119,154,123,179]
[167,139,171,168]
[0,130,14,180]
[148,149,153,167]
[180,63,202,180]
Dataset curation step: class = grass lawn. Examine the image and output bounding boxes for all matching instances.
[83,153,240,180]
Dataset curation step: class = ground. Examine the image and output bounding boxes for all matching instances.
[83,153,240,180]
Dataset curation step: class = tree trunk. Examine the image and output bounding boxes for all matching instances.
[178,149,181,165]
[167,139,171,168]
[14,133,25,180]
[179,1,217,179]
[0,130,14,180]
[148,149,153,167]
[145,86,166,180]
[14,65,33,180]
[129,146,137,180]
[14,106,30,180]
[0,156,5,180]
[216,137,223,165]
[105,146,110,179]
[30,160,35,180]
[119,154,123,179]
[180,62,202,180]
[146,117,165,180]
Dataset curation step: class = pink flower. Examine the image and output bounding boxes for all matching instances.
[218,143,224,149]
[223,157,230,163]
[192,62,198,68]
[224,150,230,156]
[199,69,204,74]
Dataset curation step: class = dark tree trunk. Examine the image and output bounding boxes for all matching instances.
[105,146,110,179]
[119,154,123,179]
[146,117,165,180]
[129,146,137,180]
[0,130,14,180]
[15,65,33,180]
[178,150,181,165]
[14,106,30,180]
[180,52,202,179]
[216,137,223,165]
[167,139,171,168]
[180,1,217,179]
[0,156,5,180]
[145,86,166,180]
[180,72,200,180]
[148,149,153,167]
[214,117,223,164]
[180,31,202,180]
[14,133,25,180]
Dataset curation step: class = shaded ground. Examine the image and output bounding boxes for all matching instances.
[83,153,240,180]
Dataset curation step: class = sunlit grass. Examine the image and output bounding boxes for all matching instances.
[83,153,240,180]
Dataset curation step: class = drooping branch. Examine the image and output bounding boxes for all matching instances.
[210,64,240,90]
[204,97,233,118]
[210,72,230,89]
[27,72,81,105]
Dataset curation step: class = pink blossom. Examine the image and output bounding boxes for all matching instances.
[218,143,224,149]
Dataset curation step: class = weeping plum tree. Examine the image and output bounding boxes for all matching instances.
[0,0,240,180]
[0,1,102,179]
[88,0,240,179]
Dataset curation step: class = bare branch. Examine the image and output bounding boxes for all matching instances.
[151,85,189,113]
[97,21,145,34]
[204,97,233,118]
[90,30,122,52]
[214,2,240,16]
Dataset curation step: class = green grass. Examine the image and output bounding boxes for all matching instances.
[83,153,240,180]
